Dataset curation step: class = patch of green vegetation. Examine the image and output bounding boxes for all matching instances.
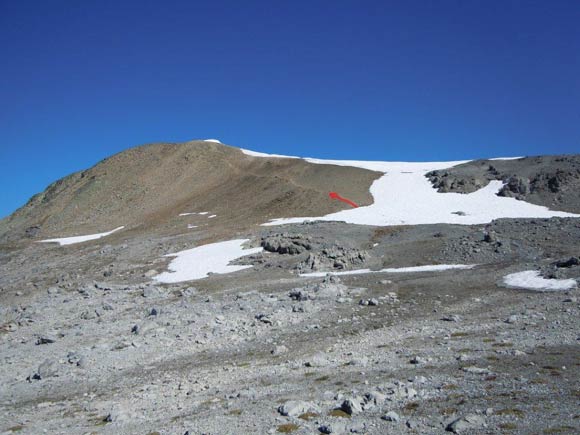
[492,342,513,348]
[442,384,458,390]
[404,402,419,411]
[499,423,518,430]
[298,412,319,421]
[228,409,242,416]
[482,338,495,343]
[328,409,351,418]
[487,355,500,361]
[5,426,24,433]
[146,432,161,435]
[304,372,316,377]
[451,332,469,338]
[530,378,547,384]
[91,416,109,427]
[315,375,330,382]
[543,426,576,434]
[277,423,299,433]
[442,407,457,415]
[497,408,525,418]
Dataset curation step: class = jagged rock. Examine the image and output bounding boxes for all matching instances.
[498,176,530,198]
[298,245,368,272]
[446,414,485,433]
[554,257,579,268]
[340,397,364,415]
[31,359,58,380]
[382,411,400,422]
[277,400,318,417]
[261,233,312,255]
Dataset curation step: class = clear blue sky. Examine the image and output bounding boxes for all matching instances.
[1,1,579,217]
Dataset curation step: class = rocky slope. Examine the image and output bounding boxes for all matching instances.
[0,140,380,245]
[0,146,579,435]
[426,155,580,213]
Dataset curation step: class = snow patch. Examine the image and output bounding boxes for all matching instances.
[179,212,196,216]
[208,215,217,219]
[153,239,263,283]
[187,224,198,229]
[300,264,476,277]
[39,226,125,246]
[204,139,222,143]
[503,270,577,291]
[198,212,209,215]
[240,148,299,159]
[489,156,524,161]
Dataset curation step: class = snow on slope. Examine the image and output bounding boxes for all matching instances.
[240,149,578,226]
[503,270,577,291]
[241,148,299,159]
[39,226,125,246]
[300,264,476,277]
[154,239,263,283]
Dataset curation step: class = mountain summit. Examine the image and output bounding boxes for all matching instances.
[0,140,379,244]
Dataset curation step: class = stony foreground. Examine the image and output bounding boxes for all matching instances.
[1,220,579,434]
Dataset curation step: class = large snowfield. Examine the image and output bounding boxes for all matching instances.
[239,149,579,226]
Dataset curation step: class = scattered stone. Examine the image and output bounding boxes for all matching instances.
[36,336,56,345]
[554,257,579,268]
[255,314,273,325]
[391,385,417,400]
[31,359,58,380]
[271,345,288,356]
[462,366,491,375]
[340,397,363,415]
[364,391,386,406]
[305,352,330,367]
[278,400,318,417]
[142,285,163,298]
[441,314,461,322]
[505,315,519,324]
[446,414,485,433]
[381,411,400,422]
[410,356,427,365]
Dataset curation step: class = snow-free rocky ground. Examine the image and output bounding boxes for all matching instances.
[0,144,579,435]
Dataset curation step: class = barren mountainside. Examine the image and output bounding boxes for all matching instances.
[0,143,579,434]
[0,140,380,244]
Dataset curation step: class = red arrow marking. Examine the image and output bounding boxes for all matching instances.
[329,192,359,208]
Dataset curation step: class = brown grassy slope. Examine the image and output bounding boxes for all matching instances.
[0,141,382,244]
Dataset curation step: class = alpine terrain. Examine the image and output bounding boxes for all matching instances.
[0,139,579,435]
